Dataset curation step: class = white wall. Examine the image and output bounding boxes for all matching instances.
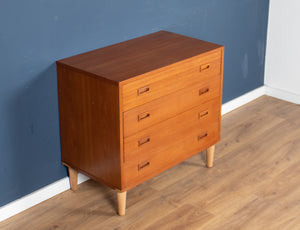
[265,0,300,104]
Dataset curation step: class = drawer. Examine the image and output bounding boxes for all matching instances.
[123,119,220,188]
[124,99,220,163]
[122,50,222,111]
[123,76,221,137]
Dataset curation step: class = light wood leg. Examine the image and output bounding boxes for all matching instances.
[68,167,78,191]
[206,145,215,168]
[116,190,127,216]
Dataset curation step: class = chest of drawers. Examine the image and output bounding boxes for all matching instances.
[56,31,224,215]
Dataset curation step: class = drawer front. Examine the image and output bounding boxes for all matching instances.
[124,99,220,163]
[123,76,221,138]
[122,50,222,111]
[123,119,220,189]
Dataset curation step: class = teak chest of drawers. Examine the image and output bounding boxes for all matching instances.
[57,31,224,215]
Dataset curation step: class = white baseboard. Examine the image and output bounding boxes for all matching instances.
[265,85,300,105]
[221,86,266,115]
[0,173,89,222]
[1,84,293,223]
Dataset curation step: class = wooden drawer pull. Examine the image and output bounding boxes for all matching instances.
[199,110,209,118]
[200,64,210,72]
[199,87,210,96]
[138,161,150,171]
[138,112,150,121]
[198,132,208,141]
[137,85,150,95]
[138,136,150,146]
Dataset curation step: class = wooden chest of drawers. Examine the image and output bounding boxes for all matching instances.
[56,31,224,215]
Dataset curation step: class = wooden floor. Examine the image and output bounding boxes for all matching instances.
[1,96,300,230]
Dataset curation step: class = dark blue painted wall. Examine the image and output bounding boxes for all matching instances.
[0,0,269,206]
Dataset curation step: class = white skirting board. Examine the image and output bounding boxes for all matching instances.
[265,85,300,105]
[221,86,266,115]
[0,174,89,222]
[1,84,298,222]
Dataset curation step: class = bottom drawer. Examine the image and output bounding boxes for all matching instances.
[123,119,220,190]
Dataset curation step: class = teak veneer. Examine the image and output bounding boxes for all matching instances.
[56,31,224,215]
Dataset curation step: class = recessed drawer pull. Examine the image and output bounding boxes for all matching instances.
[137,85,150,95]
[138,136,150,146]
[199,87,210,96]
[138,161,150,171]
[198,132,208,141]
[138,112,150,121]
[199,110,209,118]
[200,64,210,72]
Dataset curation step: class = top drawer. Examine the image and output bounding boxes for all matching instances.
[122,50,222,111]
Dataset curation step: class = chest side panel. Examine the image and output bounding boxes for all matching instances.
[57,65,122,189]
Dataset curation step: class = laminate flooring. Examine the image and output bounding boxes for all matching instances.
[1,96,300,230]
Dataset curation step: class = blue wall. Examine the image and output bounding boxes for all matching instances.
[0,0,269,206]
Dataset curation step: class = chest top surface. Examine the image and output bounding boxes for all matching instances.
[57,31,223,84]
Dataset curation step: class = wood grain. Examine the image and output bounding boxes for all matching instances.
[122,50,221,111]
[57,65,122,190]
[116,191,127,216]
[57,31,222,84]
[206,145,215,168]
[123,76,221,137]
[145,204,214,230]
[1,96,299,229]
[123,121,219,190]
[67,166,78,191]
[124,100,220,162]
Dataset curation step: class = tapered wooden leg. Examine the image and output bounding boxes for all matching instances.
[68,167,78,191]
[116,190,127,216]
[206,145,215,168]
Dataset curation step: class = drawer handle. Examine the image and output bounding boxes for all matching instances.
[138,136,150,146]
[138,161,150,171]
[138,112,150,121]
[199,87,210,96]
[137,85,150,95]
[199,110,209,118]
[200,64,210,72]
[198,132,208,141]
